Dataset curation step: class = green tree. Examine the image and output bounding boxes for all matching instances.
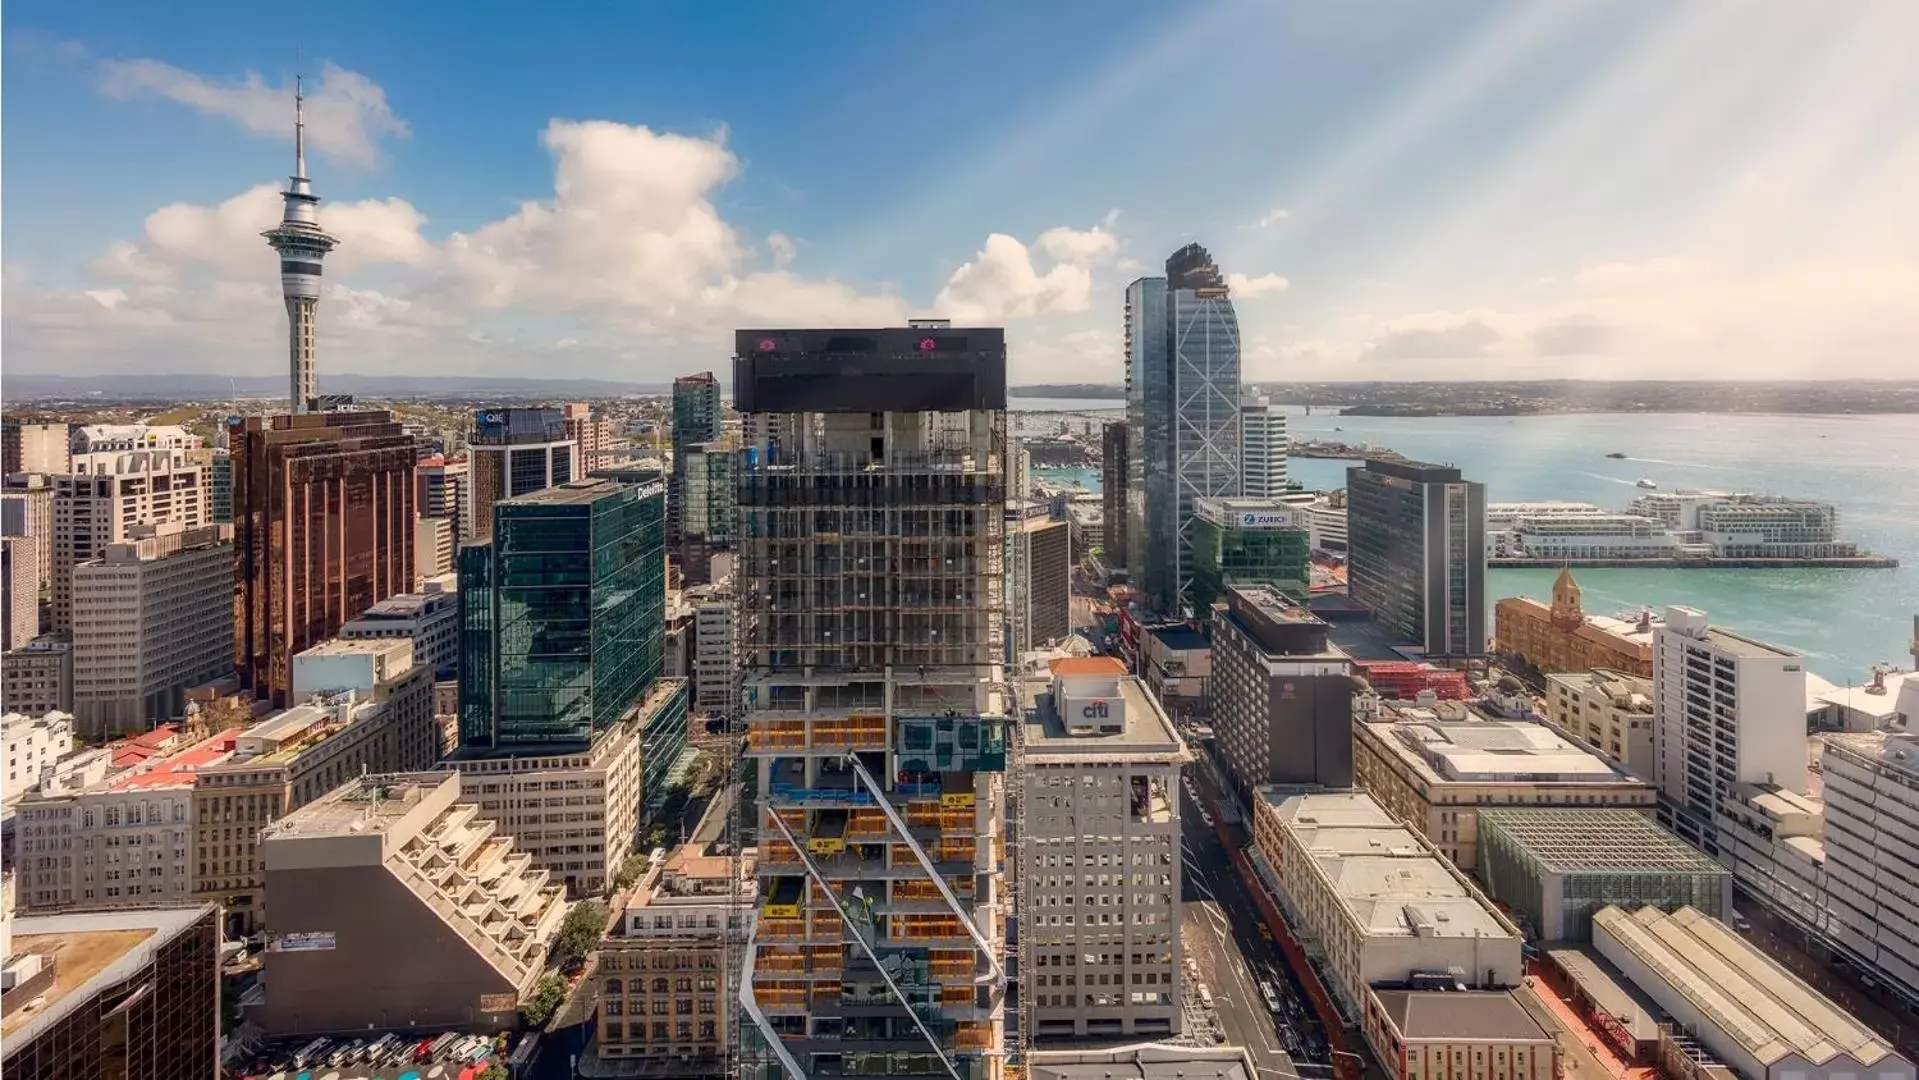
[612,852,649,891]
[521,973,567,1029]
[555,901,607,973]
[477,1065,509,1080]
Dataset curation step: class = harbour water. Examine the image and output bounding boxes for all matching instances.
[1030,411,1919,682]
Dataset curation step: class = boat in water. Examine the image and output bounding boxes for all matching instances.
[1605,452,1628,459]
[1636,478,1658,489]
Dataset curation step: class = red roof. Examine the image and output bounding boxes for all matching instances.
[110,728,244,790]
[1050,657,1128,675]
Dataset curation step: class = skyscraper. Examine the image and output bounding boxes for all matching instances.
[466,407,579,541]
[1125,244,1242,617]
[669,372,724,554]
[260,79,340,414]
[1239,393,1288,498]
[1100,421,1129,575]
[51,450,206,630]
[231,410,417,706]
[1345,458,1486,658]
[415,454,470,541]
[734,325,1009,1080]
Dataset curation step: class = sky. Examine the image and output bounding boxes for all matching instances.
[3,0,1916,386]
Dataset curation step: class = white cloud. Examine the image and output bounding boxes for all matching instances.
[935,218,1123,322]
[1255,208,1290,228]
[97,59,408,169]
[1227,272,1289,299]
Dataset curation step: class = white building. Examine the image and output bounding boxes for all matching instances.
[690,587,737,718]
[69,522,234,736]
[339,585,460,679]
[1593,905,1912,1080]
[413,515,454,583]
[4,710,75,800]
[1652,606,1808,859]
[1277,491,1347,553]
[1819,731,1919,1009]
[1020,657,1190,1040]
[51,450,205,630]
[1239,395,1288,499]
[1505,513,1676,560]
[1543,668,1655,780]
[1266,791,1524,1018]
[69,424,200,458]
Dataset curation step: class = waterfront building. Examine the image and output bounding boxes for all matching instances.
[256,771,567,1035]
[1,477,55,582]
[1818,730,1919,1009]
[261,80,339,412]
[1239,394,1289,499]
[467,407,579,541]
[1209,585,1355,806]
[1626,491,1858,558]
[1100,421,1129,575]
[339,585,460,680]
[734,325,1008,1079]
[1189,497,1311,611]
[1,904,219,1079]
[2,536,38,651]
[1592,905,1912,1080]
[1,637,72,716]
[2,421,70,476]
[69,522,234,735]
[1346,458,1485,659]
[669,371,724,551]
[1019,658,1188,1040]
[1010,514,1072,658]
[1361,989,1557,1080]
[594,844,755,1067]
[1542,667,1655,778]
[231,410,417,707]
[415,453,470,542]
[1263,790,1523,1017]
[1125,244,1243,617]
[1494,570,1657,677]
[50,449,206,631]
[1352,700,1658,872]
[1476,807,1730,941]
[1504,513,1676,560]
[1650,606,1806,859]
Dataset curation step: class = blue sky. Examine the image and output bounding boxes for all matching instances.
[4,0,1915,383]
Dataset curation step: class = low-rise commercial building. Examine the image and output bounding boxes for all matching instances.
[1353,700,1658,872]
[257,771,567,1035]
[1140,623,1211,722]
[1361,988,1557,1080]
[4,710,74,798]
[338,586,460,680]
[1494,570,1655,678]
[1476,808,1730,941]
[1021,658,1189,1040]
[1593,905,1913,1080]
[1209,585,1355,807]
[1543,668,1654,779]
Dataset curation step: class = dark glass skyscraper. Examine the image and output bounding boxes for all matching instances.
[458,478,666,749]
[1100,421,1129,576]
[668,372,724,557]
[1346,458,1486,658]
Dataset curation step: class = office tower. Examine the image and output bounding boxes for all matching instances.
[1009,515,1072,658]
[467,408,579,541]
[261,80,339,412]
[679,440,737,586]
[2,536,38,651]
[51,449,206,630]
[1188,498,1311,613]
[413,514,454,582]
[670,372,724,551]
[340,586,461,679]
[2,477,55,582]
[1,637,72,716]
[691,584,739,718]
[185,447,233,523]
[1346,457,1486,658]
[70,522,235,735]
[1100,422,1129,575]
[2,420,70,476]
[1238,393,1288,498]
[1209,585,1356,807]
[257,772,566,1035]
[0,904,220,1079]
[1019,657,1188,1040]
[1651,606,1806,858]
[193,637,435,937]
[416,454,470,542]
[1125,244,1243,617]
[231,410,417,707]
[734,325,1009,1080]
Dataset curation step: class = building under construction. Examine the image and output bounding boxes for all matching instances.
[733,325,1010,1080]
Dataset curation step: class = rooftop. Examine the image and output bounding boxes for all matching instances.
[1022,676,1186,760]
[1147,624,1209,652]
[1594,905,1900,1069]
[502,477,630,507]
[1262,789,1401,830]
[1477,808,1727,875]
[257,771,444,840]
[1824,729,1919,778]
[1370,989,1555,1043]
[3,905,212,1045]
[108,727,244,790]
[1367,706,1639,785]
[1543,947,1666,1043]
[1050,657,1128,676]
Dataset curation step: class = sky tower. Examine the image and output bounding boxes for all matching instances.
[262,76,339,413]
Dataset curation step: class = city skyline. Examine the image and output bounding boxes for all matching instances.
[4,0,1916,385]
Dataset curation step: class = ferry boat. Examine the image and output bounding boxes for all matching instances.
[1605,452,1628,459]
[1636,478,1658,489]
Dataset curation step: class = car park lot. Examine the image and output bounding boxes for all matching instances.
[237,1030,514,1079]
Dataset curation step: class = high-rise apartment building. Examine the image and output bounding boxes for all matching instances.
[50,450,205,630]
[734,325,1009,1080]
[70,522,235,735]
[1238,394,1288,499]
[416,454,470,542]
[231,410,417,707]
[2,536,39,651]
[413,514,454,582]
[1099,422,1129,575]
[2,421,70,476]
[1125,244,1242,617]
[467,408,579,541]
[1209,585,1356,807]
[670,372,725,551]
[1651,606,1807,858]
[565,401,621,472]
[1346,458,1486,658]
[2,477,55,583]
[1019,657,1188,1041]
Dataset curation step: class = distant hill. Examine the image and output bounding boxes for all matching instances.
[1010,384,1125,399]
[1,372,666,401]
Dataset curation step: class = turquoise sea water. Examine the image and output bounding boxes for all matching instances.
[1034,413,1919,682]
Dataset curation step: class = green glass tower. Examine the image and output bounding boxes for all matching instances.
[459,478,666,749]
[1189,497,1312,613]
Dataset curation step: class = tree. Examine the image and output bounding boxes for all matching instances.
[555,901,606,973]
[521,973,567,1029]
[478,1066,509,1080]
[612,852,649,891]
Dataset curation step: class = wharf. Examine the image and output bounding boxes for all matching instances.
[1490,555,1899,569]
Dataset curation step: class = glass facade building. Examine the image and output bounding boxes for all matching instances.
[459,478,666,750]
[467,407,579,542]
[1346,458,1486,658]
[1477,808,1730,941]
[1189,498,1312,613]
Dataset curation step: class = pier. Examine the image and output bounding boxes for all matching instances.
[1490,555,1899,569]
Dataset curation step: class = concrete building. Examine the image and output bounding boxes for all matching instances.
[1819,730,1919,1008]
[1100,421,1128,575]
[1361,989,1557,1080]
[416,454,470,542]
[184,446,232,524]
[594,844,755,1067]
[12,727,241,912]
[1209,585,1356,806]
[691,585,738,718]
[1,535,38,652]
[1011,515,1072,657]
[1652,607,1807,858]
[192,638,437,938]
[1020,658,1189,1040]
[1,477,55,582]
[4,710,75,799]
[2,420,71,476]
[1346,458,1486,659]
[1352,701,1658,872]
[339,585,460,680]
[1264,791,1524,1018]
[50,449,206,630]
[1476,808,1730,941]
[1,636,72,716]
[734,325,1008,1078]
[257,771,567,1035]
[1495,570,1657,678]
[1544,667,1656,779]
[467,407,579,542]
[413,513,454,583]
[565,402,622,473]
[1065,502,1102,565]
[69,522,235,735]
[1238,394,1289,499]
[1189,498,1311,611]
[68,423,200,461]
[1,904,220,1079]
[1140,623,1212,722]
[1593,905,1913,1080]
